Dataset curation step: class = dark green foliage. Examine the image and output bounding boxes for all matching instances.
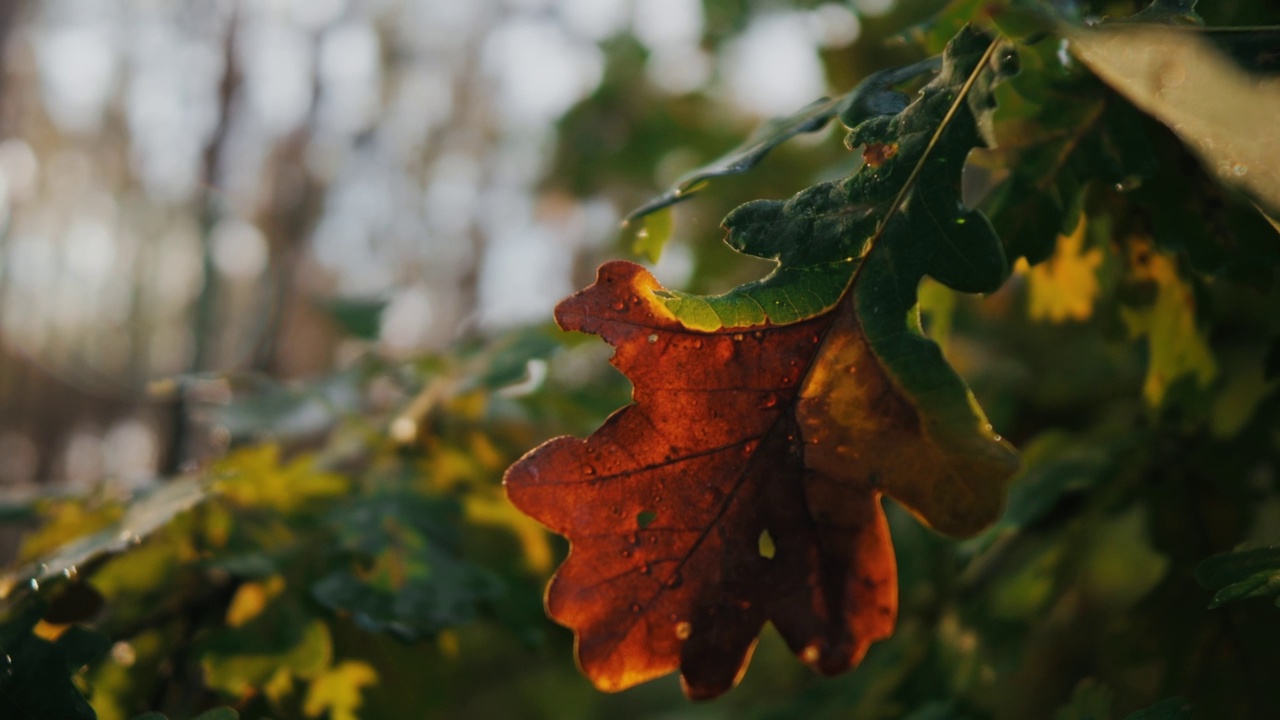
[0,596,109,720]
[1196,546,1280,609]
[320,298,389,342]
[312,493,503,642]
[132,709,238,720]
[1124,697,1193,720]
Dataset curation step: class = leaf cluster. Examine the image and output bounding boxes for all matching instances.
[4,1,1280,719]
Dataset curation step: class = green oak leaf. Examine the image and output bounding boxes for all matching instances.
[657,26,1014,330]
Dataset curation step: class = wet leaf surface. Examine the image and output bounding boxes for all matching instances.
[505,26,1020,699]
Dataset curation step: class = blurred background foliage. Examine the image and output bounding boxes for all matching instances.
[1,0,1279,718]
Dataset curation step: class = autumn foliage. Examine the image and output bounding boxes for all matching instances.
[506,27,1019,698]
[4,1,1280,719]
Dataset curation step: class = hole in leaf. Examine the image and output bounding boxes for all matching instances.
[636,510,657,529]
[758,529,776,559]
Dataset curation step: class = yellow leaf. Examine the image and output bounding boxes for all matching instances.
[464,489,554,574]
[33,620,70,641]
[1120,241,1217,406]
[214,444,348,512]
[264,666,296,705]
[225,576,285,628]
[19,501,123,562]
[438,629,460,659]
[1026,217,1103,323]
[303,661,378,720]
[468,431,505,471]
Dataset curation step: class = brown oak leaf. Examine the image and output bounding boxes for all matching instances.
[505,260,1014,699]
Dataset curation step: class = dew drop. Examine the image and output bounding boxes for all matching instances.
[732,333,744,342]
[846,365,857,374]
[1233,163,1249,176]
[639,564,651,575]
[647,333,659,344]
[582,465,597,476]
[28,578,39,591]
[692,339,704,349]
[757,396,778,410]
[780,376,793,385]
[630,603,642,613]
[801,644,821,664]
[621,549,632,558]
[666,573,684,589]
[993,434,1003,442]
[675,621,692,640]
[612,301,626,311]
